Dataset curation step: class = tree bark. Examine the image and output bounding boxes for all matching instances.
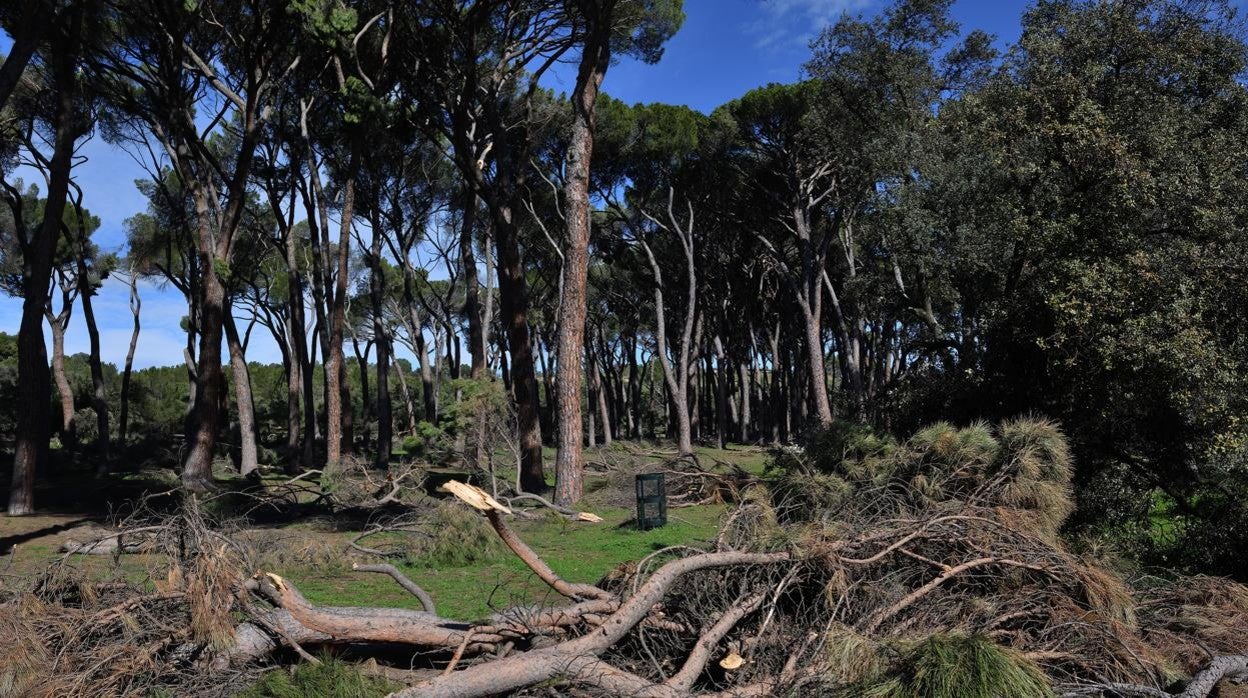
[592,341,613,447]
[182,239,226,492]
[351,333,372,448]
[458,185,486,467]
[369,216,392,468]
[325,141,360,466]
[282,197,315,471]
[281,320,301,471]
[402,300,436,423]
[393,357,418,434]
[459,187,485,379]
[493,206,546,493]
[637,198,696,457]
[712,335,730,450]
[180,207,227,491]
[46,299,76,450]
[9,29,77,514]
[553,7,613,506]
[223,312,260,477]
[0,5,44,112]
[67,193,111,468]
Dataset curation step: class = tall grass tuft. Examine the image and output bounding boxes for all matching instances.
[855,634,1054,698]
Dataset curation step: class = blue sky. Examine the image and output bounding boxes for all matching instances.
[0,0,1039,369]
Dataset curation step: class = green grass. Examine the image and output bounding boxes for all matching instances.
[240,655,397,697]
[857,634,1054,698]
[3,447,745,623]
[695,445,770,474]
[287,503,726,620]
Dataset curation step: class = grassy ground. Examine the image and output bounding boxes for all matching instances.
[291,503,726,619]
[0,444,770,621]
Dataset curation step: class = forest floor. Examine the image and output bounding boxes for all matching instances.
[0,444,770,620]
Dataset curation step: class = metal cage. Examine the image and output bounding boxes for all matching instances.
[635,473,667,530]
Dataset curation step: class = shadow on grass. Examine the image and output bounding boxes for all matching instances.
[0,517,93,553]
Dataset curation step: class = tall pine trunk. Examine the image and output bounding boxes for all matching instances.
[182,250,226,492]
[553,8,612,506]
[10,33,77,514]
[369,216,392,468]
[325,141,360,466]
[493,206,545,493]
[46,299,76,450]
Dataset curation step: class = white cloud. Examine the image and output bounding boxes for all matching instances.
[751,0,872,52]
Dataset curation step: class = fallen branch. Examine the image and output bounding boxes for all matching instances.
[353,563,437,614]
[393,550,791,697]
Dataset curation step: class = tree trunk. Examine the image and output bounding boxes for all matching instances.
[638,234,694,457]
[594,360,612,447]
[537,330,555,439]
[118,272,141,448]
[394,358,418,434]
[407,305,437,424]
[283,321,302,473]
[182,247,226,493]
[0,17,41,112]
[459,187,485,379]
[224,313,260,477]
[283,211,316,471]
[800,309,833,427]
[626,334,639,439]
[738,345,752,443]
[9,26,77,514]
[326,142,360,466]
[458,186,486,467]
[370,219,392,468]
[553,10,612,506]
[712,336,729,450]
[493,206,545,493]
[69,199,110,469]
[352,334,372,449]
[47,302,76,450]
[768,321,783,445]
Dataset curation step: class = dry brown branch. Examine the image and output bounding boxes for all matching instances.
[665,591,766,692]
[483,508,613,601]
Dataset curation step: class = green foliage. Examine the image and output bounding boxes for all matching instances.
[770,419,1075,536]
[610,0,685,64]
[851,634,1053,698]
[239,655,396,698]
[0,332,17,438]
[417,502,505,568]
[771,420,897,482]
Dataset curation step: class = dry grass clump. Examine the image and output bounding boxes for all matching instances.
[235,528,347,572]
[419,501,506,566]
[1135,575,1248,674]
[0,501,255,697]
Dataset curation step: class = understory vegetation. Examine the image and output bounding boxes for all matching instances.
[3,0,1248,694]
[1,420,1246,697]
